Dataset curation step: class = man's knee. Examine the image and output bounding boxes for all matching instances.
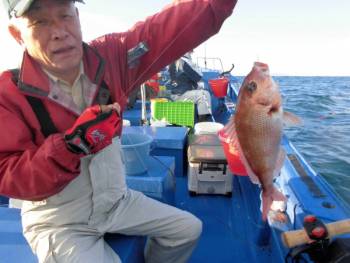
[189,215,203,241]
[179,212,202,242]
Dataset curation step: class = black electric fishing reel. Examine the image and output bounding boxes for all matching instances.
[283,215,350,263]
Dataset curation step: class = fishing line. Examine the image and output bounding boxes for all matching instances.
[128,4,210,91]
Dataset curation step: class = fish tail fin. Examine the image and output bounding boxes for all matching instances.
[261,187,286,221]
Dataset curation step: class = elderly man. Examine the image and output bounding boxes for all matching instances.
[0,0,237,262]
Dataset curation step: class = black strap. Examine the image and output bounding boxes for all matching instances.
[10,68,20,84]
[10,69,58,138]
[25,96,58,137]
[10,69,113,138]
[96,80,112,105]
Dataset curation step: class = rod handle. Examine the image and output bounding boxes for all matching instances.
[281,219,350,248]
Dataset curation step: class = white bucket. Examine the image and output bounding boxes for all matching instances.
[121,133,153,175]
[194,122,224,135]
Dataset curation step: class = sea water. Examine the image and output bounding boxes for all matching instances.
[278,76,350,205]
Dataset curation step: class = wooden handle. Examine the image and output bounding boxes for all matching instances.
[281,219,350,248]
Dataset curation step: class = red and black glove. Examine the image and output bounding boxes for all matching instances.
[64,105,121,154]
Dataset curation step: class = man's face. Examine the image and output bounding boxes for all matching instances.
[11,0,83,77]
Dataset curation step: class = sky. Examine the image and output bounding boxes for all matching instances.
[0,0,349,76]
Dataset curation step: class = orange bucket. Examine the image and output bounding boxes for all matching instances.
[208,78,229,98]
[218,129,247,176]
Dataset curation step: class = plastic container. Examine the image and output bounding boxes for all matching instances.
[208,78,229,98]
[121,133,153,175]
[217,129,247,176]
[194,122,224,135]
[151,101,195,127]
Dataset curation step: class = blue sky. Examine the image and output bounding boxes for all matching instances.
[1,0,349,76]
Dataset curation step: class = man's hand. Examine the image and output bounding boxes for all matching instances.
[64,103,121,154]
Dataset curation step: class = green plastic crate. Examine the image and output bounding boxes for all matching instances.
[151,101,195,127]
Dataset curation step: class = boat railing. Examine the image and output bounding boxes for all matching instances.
[195,57,224,73]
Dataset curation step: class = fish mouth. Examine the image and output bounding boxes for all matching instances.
[268,106,279,115]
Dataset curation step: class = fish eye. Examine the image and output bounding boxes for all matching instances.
[246,81,257,92]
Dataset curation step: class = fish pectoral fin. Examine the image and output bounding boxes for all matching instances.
[273,148,286,178]
[283,111,303,127]
[222,115,236,140]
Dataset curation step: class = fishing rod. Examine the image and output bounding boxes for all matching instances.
[282,216,350,263]
[128,4,209,93]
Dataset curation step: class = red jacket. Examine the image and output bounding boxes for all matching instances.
[0,0,237,200]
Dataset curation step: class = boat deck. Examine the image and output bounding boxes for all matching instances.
[175,175,285,262]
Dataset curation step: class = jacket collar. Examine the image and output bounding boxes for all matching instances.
[18,42,105,97]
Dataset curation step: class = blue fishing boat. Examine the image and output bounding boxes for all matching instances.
[0,57,349,263]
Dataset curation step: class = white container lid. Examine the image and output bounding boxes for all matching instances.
[194,122,224,135]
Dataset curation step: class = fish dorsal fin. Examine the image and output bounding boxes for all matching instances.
[283,111,302,127]
[221,115,236,141]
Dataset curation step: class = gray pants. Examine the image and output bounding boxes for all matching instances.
[24,190,202,263]
[22,139,202,263]
[171,89,212,116]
